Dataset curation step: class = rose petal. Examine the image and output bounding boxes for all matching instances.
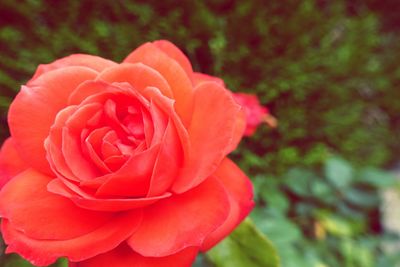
[153,40,193,79]
[147,120,182,196]
[123,43,194,126]
[192,73,246,150]
[46,106,80,181]
[227,107,247,152]
[201,158,254,251]
[233,92,270,136]
[141,87,190,196]
[97,63,173,98]
[68,80,119,105]
[71,243,197,267]
[103,155,128,172]
[172,82,242,193]
[148,100,168,146]
[0,138,28,188]
[2,209,142,266]
[62,103,104,180]
[84,127,112,173]
[89,144,162,198]
[193,72,246,151]
[127,176,230,257]
[31,54,117,82]
[192,72,225,87]
[47,179,172,212]
[8,67,98,174]
[0,169,114,240]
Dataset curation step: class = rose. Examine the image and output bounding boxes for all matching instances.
[232,93,277,136]
[0,40,254,267]
[0,138,28,189]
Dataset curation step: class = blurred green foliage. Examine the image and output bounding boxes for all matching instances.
[193,219,281,267]
[2,255,66,267]
[207,219,280,267]
[0,0,400,266]
[250,156,400,267]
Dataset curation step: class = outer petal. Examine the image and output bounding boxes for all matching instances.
[172,82,242,193]
[153,40,193,79]
[71,243,197,267]
[127,176,230,257]
[2,209,142,267]
[31,54,117,82]
[201,158,254,251]
[8,67,98,173]
[192,73,246,150]
[0,138,28,188]
[123,42,194,126]
[192,72,225,87]
[48,179,172,212]
[228,107,247,152]
[0,169,114,240]
[97,63,173,98]
[68,80,120,105]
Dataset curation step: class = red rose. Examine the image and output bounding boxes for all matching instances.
[0,40,254,267]
[232,93,277,136]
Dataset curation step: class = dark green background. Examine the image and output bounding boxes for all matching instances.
[1,0,400,266]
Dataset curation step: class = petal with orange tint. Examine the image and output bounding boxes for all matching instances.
[201,158,254,251]
[227,107,247,153]
[97,63,173,98]
[123,43,193,126]
[147,121,182,196]
[68,80,119,105]
[47,179,172,212]
[127,176,229,257]
[141,87,189,196]
[2,209,142,267]
[62,103,104,180]
[91,144,161,198]
[45,106,80,181]
[192,72,225,87]
[0,138,28,188]
[83,127,113,173]
[153,40,193,78]
[172,82,242,193]
[31,54,116,82]
[8,67,98,174]
[72,243,197,267]
[0,169,114,240]
[192,73,246,150]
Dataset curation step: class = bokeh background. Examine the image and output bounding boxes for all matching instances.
[1,0,400,266]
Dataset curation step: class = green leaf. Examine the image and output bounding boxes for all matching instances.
[3,254,37,267]
[324,157,353,189]
[284,168,315,196]
[193,254,213,267]
[3,255,67,267]
[315,211,365,237]
[357,168,397,188]
[54,258,68,267]
[250,207,302,244]
[344,187,379,208]
[207,218,280,267]
[310,179,335,203]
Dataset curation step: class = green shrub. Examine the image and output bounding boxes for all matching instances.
[249,156,400,267]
